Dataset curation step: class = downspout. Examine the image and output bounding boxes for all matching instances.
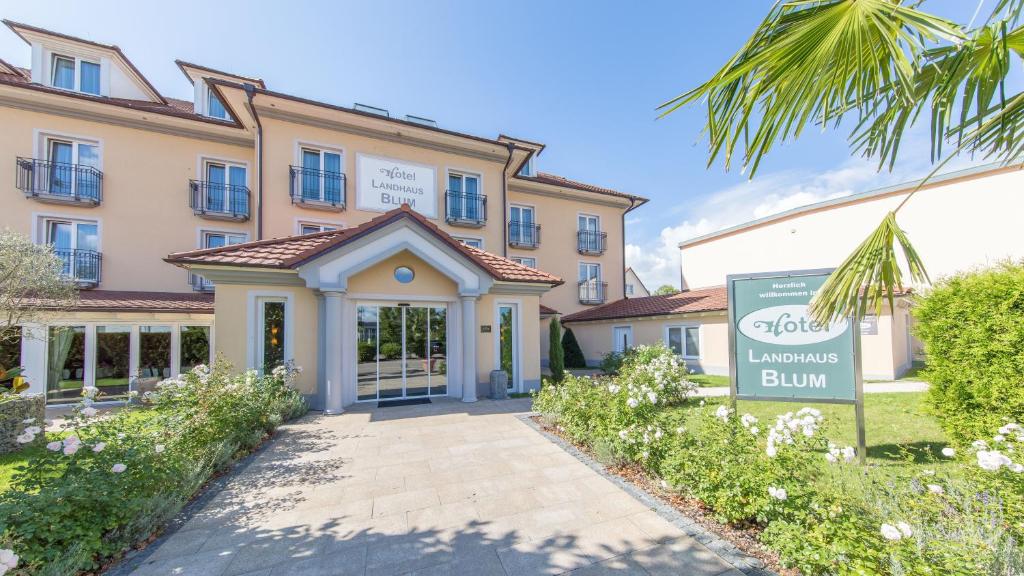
[622,198,637,298]
[243,84,264,240]
[501,142,516,257]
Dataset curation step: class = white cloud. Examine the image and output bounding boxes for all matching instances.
[625,157,946,290]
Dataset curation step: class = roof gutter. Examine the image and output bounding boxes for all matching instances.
[243,84,264,239]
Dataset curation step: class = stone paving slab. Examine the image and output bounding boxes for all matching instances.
[114,398,758,576]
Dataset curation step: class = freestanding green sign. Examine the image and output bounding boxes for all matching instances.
[727,269,866,462]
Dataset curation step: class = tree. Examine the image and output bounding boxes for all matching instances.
[0,229,77,346]
[654,284,679,296]
[660,0,1024,322]
[561,328,587,369]
[548,316,565,383]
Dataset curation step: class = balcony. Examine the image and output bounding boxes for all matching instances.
[189,272,214,292]
[16,157,102,206]
[445,190,487,227]
[508,221,541,249]
[189,180,250,221]
[577,230,607,255]
[578,280,607,305]
[290,166,345,211]
[54,248,101,288]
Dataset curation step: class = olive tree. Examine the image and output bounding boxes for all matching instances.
[0,229,78,345]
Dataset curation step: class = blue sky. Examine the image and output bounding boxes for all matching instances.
[0,1,989,288]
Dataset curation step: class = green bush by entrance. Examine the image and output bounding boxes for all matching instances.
[914,261,1024,445]
[561,328,587,368]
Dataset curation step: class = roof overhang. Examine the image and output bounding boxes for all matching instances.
[509,176,638,209]
[176,60,266,89]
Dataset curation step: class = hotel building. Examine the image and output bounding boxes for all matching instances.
[0,21,645,410]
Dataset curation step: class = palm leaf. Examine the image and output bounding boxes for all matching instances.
[658,0,961,176]
[809,211,929,324]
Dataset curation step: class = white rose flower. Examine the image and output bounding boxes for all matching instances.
[880,524,903,541]
[994,435,1006,443]
[46,441,62,451]
[750,427,759,435]
[25,426,41,435]
[896,522,913,538]
[1010,463,1024,473]
[15,432,34,444]
[0,548,19,571]
[92,442,106,453]
[63,443,80,456]
[626,397,639,409]
[647,391,658,404]
[768,486,788,501]
[927,484,944,495]
[765,444,778,458]
[22,418,35,424]
[155,444,166,453]
[971,440,988,450]
[111,463,127,474]
[941,447,955,458]
[825,452,838,464]
[81,407,98,418]
[977,450,1012,471]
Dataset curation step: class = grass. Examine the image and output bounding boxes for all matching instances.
[867,361,930,383]
[666,391,949,467]
[686,374,729,388]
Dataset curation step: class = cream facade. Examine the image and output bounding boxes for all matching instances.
[0,20,642,406]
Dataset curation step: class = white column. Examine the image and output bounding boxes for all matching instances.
[324,291,344,414]
[461,295,478,403]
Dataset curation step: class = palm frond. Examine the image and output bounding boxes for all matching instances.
[657,0,961,176]
[808,212,929,324]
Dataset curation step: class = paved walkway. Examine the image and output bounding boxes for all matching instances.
[123,398,745,576]
[694,380,929,397]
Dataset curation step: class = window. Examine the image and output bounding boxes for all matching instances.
[511,256,536,268]
[578,214,603,253]
[300,148,344,203]
[579,262,601,283]
[204,161,247,213]
[626,284,635,296]
[509,205,537,245]
[138,326,172,389]
[667,325,700,359]
[45,137,101,199]
[207,87,228,119]
[579,262,603,303]
[453,236,483,249]
[46,325,86,403]
[180,326,211,373]
[50,54,101,95]
[193,231,245,290]
[299,223,337,235]
[45,219,99,283]
[260,300,286,374]
[447,172,482,222]
[519,156,534,177]
[95,326,131,400]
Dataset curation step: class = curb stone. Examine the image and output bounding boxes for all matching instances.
[518,413,776,576]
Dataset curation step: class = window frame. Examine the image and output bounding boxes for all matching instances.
[511,256,536,268]
[206,86,229,119]
[446,170,483,221]
[298,145,345,203]
[452,235,484,249]
[664,324,702,360]
[248,292,294,375]
[49,53,102,95]
[508,204,536,245]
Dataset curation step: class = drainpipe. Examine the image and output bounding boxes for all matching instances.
[622,198,637,298]
[501,143,515,257]
[244,84,264,240]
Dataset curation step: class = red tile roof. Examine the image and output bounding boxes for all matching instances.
[540,304,559,316]
[515,172,648,204]
[166,205,563,286]
[561,286,728,323]
[34,291,214,314]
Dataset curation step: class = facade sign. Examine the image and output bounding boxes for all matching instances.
[859,315,878,335]
[356,154,437,218]
[728,270,858,402]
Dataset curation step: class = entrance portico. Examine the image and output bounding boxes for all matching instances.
[165,205,562,412]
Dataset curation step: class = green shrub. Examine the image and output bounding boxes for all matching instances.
[358,341,376,363]
[548,317,565,383]
[561,328,587,368]
[0,360,306,573]
[913,262,1024,444]
[600,350,625,374]
[380,342,402,360]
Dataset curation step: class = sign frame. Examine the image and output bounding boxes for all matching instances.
[727,268,866,463]
[355,153,438,218]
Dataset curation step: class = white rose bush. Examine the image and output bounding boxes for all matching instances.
[0,360,306,574]
[534,345,1024,574]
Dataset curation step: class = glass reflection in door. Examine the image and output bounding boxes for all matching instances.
[429,307,447,395]
[377,306,404,399]
[355,304,447,400]
[404,307,429,397]
[498,305,516,390]
[357,306,379,401]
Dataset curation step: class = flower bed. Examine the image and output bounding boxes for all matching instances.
[533,343,1024,575]
[0,395,45,455]
[0,361,307,575]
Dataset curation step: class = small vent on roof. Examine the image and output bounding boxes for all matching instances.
[353,103,390,117]
[404,114,437,127]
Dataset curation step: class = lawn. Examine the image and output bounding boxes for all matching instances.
[665,391,949,467]
[686,373,729,388]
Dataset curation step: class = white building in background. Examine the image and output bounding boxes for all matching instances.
[564,163,1024,380]
[624,267,649,297]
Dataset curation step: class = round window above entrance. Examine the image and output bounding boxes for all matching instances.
[394,266,415,284]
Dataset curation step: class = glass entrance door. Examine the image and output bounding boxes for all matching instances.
[356,304,447,401]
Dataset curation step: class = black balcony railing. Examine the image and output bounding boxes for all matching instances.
[577,230,607,255]
[189,272,214,292]
[289,166,345,210]
[578,280,607,305]
[445,190,487,226]
[508,221,541,249]
[16,157,102,205]
[189,180,250,221]
[53,248,101,287]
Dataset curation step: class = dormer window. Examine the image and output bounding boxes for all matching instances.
[519,157,535,177]
[207,87,228,119]
[50,54,101,95]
